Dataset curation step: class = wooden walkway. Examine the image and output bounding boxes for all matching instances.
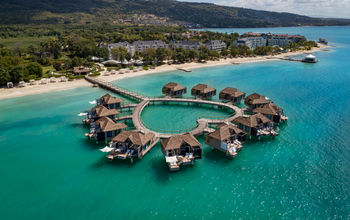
[85,76,244,139]
[85,76,146,101]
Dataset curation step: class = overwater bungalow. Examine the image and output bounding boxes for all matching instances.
[107,130,157,161]
[206,122,247,158]
[85,117,127,143]
[244,93,270,109]
[233,113,278,138]
[84,105,120,124]
[219,87,245,104]
[162,82,187,97]
[161,133,202,171]
[191,84,216,99]
[253,102,288,123]
[97,94,124,109]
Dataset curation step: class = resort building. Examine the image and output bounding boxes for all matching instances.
[161,133,202,171]
[235,37,267,49]
[267,34,304,48]
[244,93,270,109]
[191,84,217,99]
[107,40,168,56]
[172,40,203,51]
[205,40,227,52]
[132,40,169,52]
[219,87,245,104]
[97,94,124,109]
[73,66,91,76]
[107,130,157,161]
[253,102,288,123]
[233,113,278,137]
[162,82,187,97]
[86,117,127,142]
[206,122,247,158]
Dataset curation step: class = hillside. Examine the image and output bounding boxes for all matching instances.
[1,0,350,27]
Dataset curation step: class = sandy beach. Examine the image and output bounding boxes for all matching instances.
[0,45,328,101]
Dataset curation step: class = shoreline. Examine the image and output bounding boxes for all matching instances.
[0,45,328,101]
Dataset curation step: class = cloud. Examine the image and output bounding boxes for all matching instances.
[179,0,350,18]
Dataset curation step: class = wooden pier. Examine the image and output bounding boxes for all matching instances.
[85,76,244,139]
[85,76,146,101]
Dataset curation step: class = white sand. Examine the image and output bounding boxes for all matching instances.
[0,45,328,101]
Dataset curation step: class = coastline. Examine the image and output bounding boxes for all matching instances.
[0,45,328,101]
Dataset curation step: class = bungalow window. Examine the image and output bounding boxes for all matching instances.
[107,131,112,137]
[239,124,243,129]
[245,126,250,132]
[109,104,114,109]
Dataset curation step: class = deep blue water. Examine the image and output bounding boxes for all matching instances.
[0,26,349,219]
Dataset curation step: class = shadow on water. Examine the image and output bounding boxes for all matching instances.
[202,148,234,165]
[91,156,135,169]
[149,155,201,183]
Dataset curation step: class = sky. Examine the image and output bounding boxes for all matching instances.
[179,0,350,19]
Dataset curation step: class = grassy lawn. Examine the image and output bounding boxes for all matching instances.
[0,36,51,49]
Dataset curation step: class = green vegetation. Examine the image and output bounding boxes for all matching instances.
[1,0,349,27]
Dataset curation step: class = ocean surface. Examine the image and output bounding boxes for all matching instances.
[0,26,349,219]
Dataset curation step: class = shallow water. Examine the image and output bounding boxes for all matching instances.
[0,26,349,219]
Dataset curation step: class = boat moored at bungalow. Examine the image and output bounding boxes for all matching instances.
[206,122,247,158]
[219,87,246,104]
[107,130,158,161]
[162,82,187,97]
[83,105,120,124]
[244,93,270,109]
[253,102,288,123]
[233,113,278,138]
[97,93,124,109]
[191,84,216,99]
[161,133,202,171]
[85,117,127,143]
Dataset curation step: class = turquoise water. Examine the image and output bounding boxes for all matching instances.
[1,26,350,219]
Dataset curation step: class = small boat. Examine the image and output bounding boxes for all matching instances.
[302,54,317,63]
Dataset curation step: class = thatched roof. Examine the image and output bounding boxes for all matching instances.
[73,66,90,74]
[95,117,127,132]
[219,87,245,98]
[112,130,155,146]
[208,122,244,141]
[233,113,271,127]
[161,133,200,151]
[245,93,270,105]
[92,105,120,117]
[253,103,280,115]
[191,84,216,94]
[162,82,186,92]
[100,94,124,105]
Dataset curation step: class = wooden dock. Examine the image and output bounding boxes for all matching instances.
[85,76,146,101]
[177,68,192,72]
[85,76,244,139]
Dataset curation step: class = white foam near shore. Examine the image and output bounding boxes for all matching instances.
[0,45,328,101]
